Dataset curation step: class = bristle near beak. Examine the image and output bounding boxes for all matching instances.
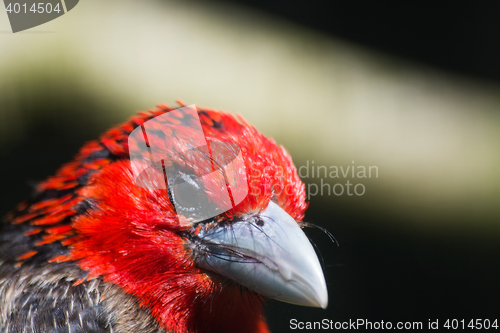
[192,201,328,309]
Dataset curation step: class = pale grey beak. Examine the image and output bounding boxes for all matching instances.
[193,201,328,309]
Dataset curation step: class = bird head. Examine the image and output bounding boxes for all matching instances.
[19,103,328,333]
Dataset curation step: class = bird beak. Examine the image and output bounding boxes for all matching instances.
[193,201,328,309]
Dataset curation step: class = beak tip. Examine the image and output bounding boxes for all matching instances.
[319,296,328,309]
[296,291,328,309]
[312,282,329,309]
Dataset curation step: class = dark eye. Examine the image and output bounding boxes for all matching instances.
[170,173,209,216]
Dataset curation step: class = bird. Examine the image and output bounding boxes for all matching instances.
[0,102,328,333]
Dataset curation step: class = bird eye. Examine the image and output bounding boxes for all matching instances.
[170,173,209,216]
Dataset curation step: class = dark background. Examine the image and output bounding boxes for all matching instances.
[1,2,499,332]
[227,1,500,83]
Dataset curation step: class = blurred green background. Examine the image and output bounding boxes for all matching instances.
[1,1,499,331]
